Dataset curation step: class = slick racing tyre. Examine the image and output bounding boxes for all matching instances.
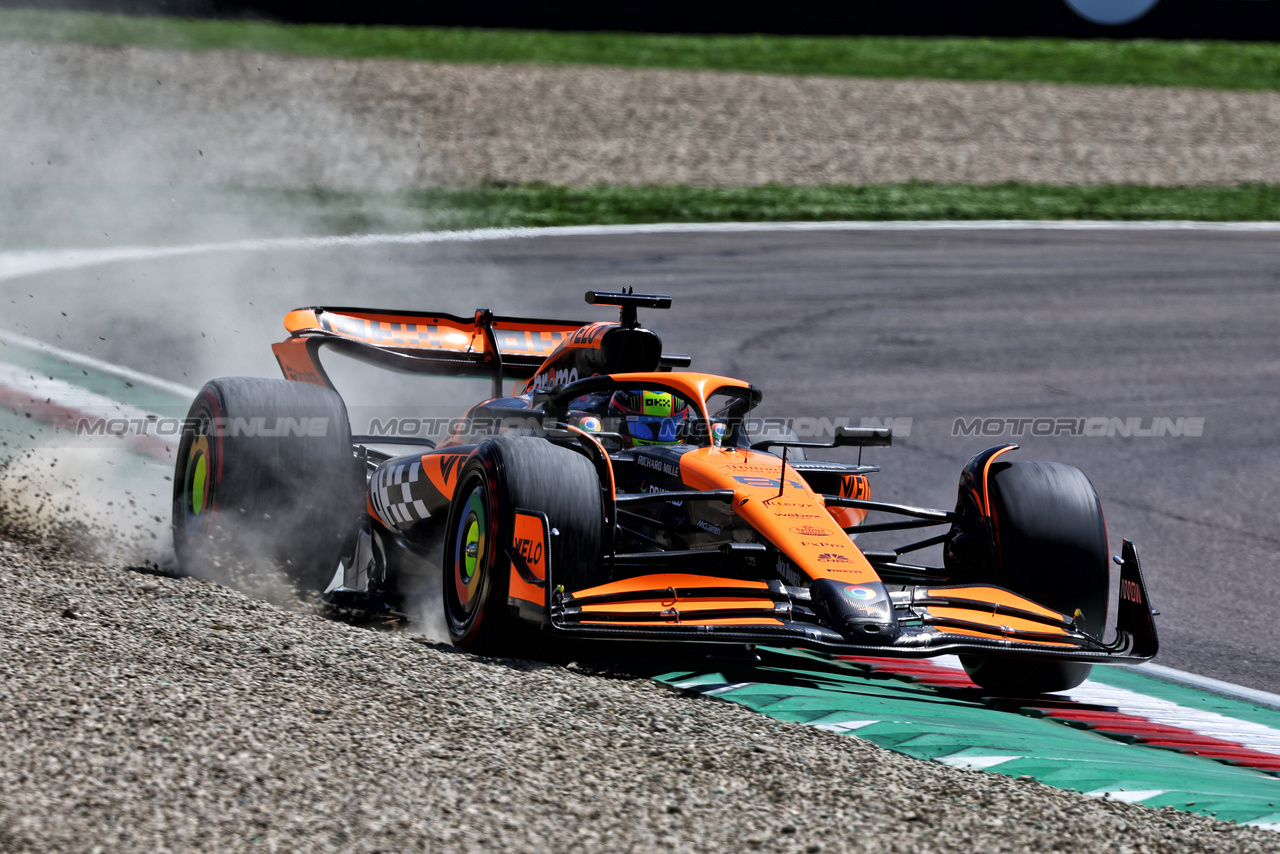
[173,377,362,592]
[960,460,1110,695]
[442,435,602,655]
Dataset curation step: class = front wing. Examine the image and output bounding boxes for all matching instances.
[545,540,1158,664]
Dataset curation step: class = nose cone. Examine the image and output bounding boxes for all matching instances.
[810,579,900,644]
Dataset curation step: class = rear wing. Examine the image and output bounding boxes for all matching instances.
[272,306,589,397]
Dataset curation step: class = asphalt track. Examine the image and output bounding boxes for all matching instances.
[3,224,1278,691]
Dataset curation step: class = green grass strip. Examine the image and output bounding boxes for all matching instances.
[439,183,1280,226]
[4,8,1280,91]
[6,182,1280,250]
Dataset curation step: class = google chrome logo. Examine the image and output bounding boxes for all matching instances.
[1064,0,1162,25]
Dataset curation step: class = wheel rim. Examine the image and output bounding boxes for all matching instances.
[448,481,490,629]
[180,424,214,535]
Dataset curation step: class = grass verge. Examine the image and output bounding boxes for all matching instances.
[4,182,1279,250]
[2,8,1280,91]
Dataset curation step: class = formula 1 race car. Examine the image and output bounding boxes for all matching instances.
[172,291,1158,694]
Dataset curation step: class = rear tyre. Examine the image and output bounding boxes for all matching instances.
[959,460,1110,695]
[172,377,362,593]
[442,435,601,655]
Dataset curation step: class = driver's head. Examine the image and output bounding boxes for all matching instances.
[608,389,691,447]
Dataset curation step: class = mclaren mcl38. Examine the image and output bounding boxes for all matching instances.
[173,291,1157,694]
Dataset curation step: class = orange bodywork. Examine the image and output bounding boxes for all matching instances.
[567,574,782,624]
[574,573,770,599]
[508,510,550,606]
[579,598,778,614]
[922,607,1075,646]
[925,585,1067,621]
[580,617,786,627]
[604,371,751,422]
[924,606,1070,636]
[421,451,470,500]
[678,447,878,584]
[827,474,872,529]
[283,308,583,358]
[271,338,329,388]
[912,584,1077,646]
[563,573,783,627]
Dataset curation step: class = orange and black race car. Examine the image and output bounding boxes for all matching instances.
[173,291,1157,694]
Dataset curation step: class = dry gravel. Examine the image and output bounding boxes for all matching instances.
[4,40,1280,189]
[2,531,1279,853]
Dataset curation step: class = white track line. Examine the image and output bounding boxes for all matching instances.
[1134,663,1280,711]
[936,753,1025,770]
[0,330,197,400]
[4,220,1280,283]
[1085,789,1170,804]
[934,650,1280,717]
[1061,681,1280,757]
[928,655,1280,764]
[0,362,160,426]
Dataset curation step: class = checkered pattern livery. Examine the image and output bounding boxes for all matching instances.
[318,312,570,356]
[369,458,432,529]
[494,327,570,356]
[321,314,475,351]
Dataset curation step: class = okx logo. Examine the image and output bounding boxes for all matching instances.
[1064,0,1161,25]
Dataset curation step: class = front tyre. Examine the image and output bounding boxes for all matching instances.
[442,436,601,655]
[960,460,1110,695]
[172,377,362,592]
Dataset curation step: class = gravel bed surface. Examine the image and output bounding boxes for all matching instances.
[4,40,1280,189]
[1,530,1279,853]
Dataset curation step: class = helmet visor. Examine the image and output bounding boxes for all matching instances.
[625,415,683,445]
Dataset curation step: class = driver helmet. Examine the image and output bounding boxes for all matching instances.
[608,389,691,447]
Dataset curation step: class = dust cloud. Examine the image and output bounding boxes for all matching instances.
[0,33,514,631]
[0,445,172,565]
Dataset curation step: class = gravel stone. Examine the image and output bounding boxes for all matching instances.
[1,529,1278,852]
[4,40,1280,189]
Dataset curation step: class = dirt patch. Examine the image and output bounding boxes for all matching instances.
[5,40,1280,190]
